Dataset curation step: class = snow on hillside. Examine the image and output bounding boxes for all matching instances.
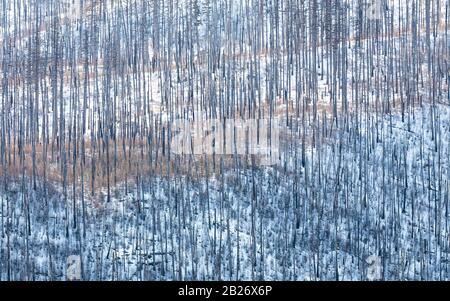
[0,0,449,281]
[1,103,448,280]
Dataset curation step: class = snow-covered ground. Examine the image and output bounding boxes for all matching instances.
[0,0,449,281]
[1,103,448,280]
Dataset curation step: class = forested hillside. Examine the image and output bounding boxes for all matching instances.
[0,0,449,280]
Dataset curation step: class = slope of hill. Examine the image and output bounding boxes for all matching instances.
[0,0,448,280]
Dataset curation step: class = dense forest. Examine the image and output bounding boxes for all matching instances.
[0,0,449,280]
